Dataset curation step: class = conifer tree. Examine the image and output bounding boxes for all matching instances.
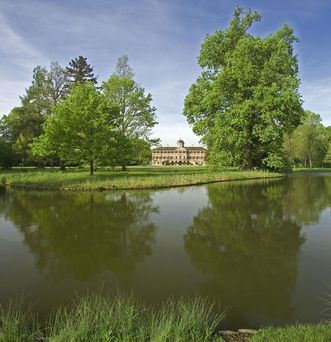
[66,56,97,85]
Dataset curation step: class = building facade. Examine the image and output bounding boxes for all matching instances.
[152,139,207,166]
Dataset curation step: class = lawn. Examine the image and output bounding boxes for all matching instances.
[0,166,282,191]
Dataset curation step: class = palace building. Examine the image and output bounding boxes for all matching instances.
[152,139,207,166]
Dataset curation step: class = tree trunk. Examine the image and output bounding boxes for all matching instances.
[121,165,126,171]
[245,122,254,170]
[308,152,312,168]
[90,160,94,176]
[59,160,66,171]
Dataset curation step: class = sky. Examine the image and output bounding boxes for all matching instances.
[1,0,331,146]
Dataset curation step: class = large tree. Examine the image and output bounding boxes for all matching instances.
[183,7,303,172]
[101,55,158,170]
[66,56,97,85]
[32,82,109,175]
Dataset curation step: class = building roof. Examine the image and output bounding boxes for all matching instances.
[152,146,207,151]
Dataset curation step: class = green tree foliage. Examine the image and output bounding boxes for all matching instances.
[47,61,69,108]
[284,111,328,168]
[66,56,97,85]
[3,56,157,170]
[325,126,331,167]
[183,7,303,172]
[324,144,331,167]
[0,138,13,168]
[101,55,158,170]
[32,82,109,175]
[326,126,331,142]
[0,63,68,167]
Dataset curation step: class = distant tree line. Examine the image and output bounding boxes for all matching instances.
[183,6,330,171]
[283,111,331,168]
[0,55,158,174]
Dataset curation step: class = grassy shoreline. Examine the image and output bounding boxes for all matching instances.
[0,294,330,341]
[1,166,282,191]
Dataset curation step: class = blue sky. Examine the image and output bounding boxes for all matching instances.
[1,0,331,146]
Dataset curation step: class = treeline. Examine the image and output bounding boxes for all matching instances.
[183,6,331,171]
[0,55,158,174]
[284,111,331,168]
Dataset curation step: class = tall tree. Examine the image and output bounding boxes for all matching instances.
[66,56,97,85]
[32,82,108,175]
[101,56,158,170]
[183,7,303,172]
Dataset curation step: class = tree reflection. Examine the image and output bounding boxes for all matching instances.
[184,178,312,327]
[282,175,331,225]
[0,190,158,281]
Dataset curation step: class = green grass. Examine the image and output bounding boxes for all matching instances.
[293,167,331,173]
[252,324,331,342]
[0,294,224,342]
[0,166,282,191]
[1,294,331,341]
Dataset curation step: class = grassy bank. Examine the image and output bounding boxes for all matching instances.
[0,166,281,191]
[252,324,331,341]
[0,294,224,341]
[1,294,330,341]
[293,167,331,173]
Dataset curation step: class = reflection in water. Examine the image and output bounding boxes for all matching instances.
[0,191,158,281]
[283,176,331,225]
[0,175,331,329]
[184,176,331,328]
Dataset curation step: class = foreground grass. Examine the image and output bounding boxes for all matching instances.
[0,166,281,191]
[0,294,224,342]
[1,294,331,341]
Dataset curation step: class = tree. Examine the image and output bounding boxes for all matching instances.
[101,56,158,170]
[1,62,68,167]
[183,7,303,172]
[46,61,69,108]
[292,111,328,168]
[324,144,331,167]
[66,56,97,85]
[32,82,109,175]
[326,126,331,142]
[0,137,13,168]
[325,126,331,167]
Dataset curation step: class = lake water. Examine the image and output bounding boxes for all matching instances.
[0,173,331,329]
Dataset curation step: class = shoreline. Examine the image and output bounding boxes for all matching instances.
[1,171,284,192]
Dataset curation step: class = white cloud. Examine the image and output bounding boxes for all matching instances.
[0,79,28,115]
[301,79,331,126]
[0,13,45,72]
[0,11,46,115]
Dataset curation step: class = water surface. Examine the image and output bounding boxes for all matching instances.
[0,174,331,329]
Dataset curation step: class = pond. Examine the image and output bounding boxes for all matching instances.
[0,173,331,329]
